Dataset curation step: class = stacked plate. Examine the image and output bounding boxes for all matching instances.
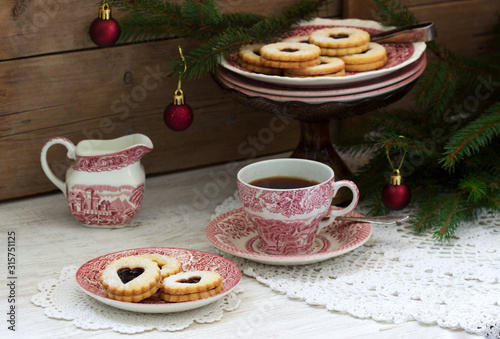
[217,18,427,104]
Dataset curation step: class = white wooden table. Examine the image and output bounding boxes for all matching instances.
[0,155,481,339]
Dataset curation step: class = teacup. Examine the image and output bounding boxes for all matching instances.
[237,158,359,255]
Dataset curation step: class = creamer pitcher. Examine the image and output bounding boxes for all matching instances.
[41,134,153,228]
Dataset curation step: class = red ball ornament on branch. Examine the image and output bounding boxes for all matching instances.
[163,46,194,131]
[163,89,194,131]
[89,3,121,47]
[382,169,412,210]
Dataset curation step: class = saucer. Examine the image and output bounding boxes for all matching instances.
[206,208,372,265]
[76,247,241,313]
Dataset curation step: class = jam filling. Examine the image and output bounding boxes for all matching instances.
[177,276,202,284]
[117,267,145,284]
[330,34,349,39]
[281,48,299,53]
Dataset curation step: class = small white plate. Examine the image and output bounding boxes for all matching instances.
[76,247,241,313]
[206,208,372,265]
[217,55,425,104]
[221,18,426,87]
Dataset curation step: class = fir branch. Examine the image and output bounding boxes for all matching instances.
[440,104,500,171]
[372,0,417,27]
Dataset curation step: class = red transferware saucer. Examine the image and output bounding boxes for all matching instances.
[206,207,372,266]
[76,247,241,313]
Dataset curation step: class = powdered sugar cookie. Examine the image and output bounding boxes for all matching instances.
[344,56,388,72]
[160,283,224,302]
[161,270,222,295]
[100,255,162,298]
[137,253,182,278]
[237,59,283,75]
[260,42,321,62]
[281,35,310,44]
[309,27,370,48]
[285,68,345,78]
[339,42,386,64]
[284,56,345,76]
[260,56,321,69]
[320,43,369,56]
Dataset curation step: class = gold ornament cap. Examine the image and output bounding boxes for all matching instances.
[390,169,402,185]
[98,3,112,20]
[173,89,185,105]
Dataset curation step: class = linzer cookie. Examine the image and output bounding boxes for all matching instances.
[284,56,345,77]
[340,42,388,72]
[100,255,162,302]
[237,44,283,75]
[137,253,182,279]
[259,42,321,69]
[309,27,370,49]
[160,270,223,302]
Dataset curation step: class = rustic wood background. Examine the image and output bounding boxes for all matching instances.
[1,0,498,201]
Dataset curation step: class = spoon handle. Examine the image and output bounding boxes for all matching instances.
[336,215,409,224]
[370,22,436,43]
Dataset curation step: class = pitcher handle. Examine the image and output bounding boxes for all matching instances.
[40,137,76,196]
[318,180,360,231]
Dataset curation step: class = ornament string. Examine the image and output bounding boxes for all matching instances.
[385,135,406,174]
[176,46,187,94]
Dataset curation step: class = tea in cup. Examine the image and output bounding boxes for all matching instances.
[237,158,359,255]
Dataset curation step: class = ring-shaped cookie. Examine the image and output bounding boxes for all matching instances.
[284,56,345,76]
[160,283,224,302]
[281,35,310,44]
[161,270,222,295]
[320,43,369,56]
[259,56,321,69]
[238,44,265,66]
[138,253,182,278]
[285,69,345,78]
[344,56,388,72]
[309,27,370,48]
[103,281,161,302]
[237,59,284,75]
[339,43,386,64]
[100,255,161,296]
[260,42,321,62]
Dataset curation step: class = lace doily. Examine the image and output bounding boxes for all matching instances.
[31,266,242,334]
[214,194,500,338]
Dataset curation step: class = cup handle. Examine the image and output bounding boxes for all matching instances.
[318,180,359,231]
[40,137,76,196]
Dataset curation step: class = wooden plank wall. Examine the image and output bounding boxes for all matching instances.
[0,0,340,200]
[1,0,498,201]
[339,0,499,138]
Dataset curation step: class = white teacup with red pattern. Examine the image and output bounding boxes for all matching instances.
[237,158,359,255]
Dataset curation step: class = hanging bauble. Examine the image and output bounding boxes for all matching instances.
[163,46,194,131]
[163,89,194,131]
[89,3,121,47]
[382,169,412,210]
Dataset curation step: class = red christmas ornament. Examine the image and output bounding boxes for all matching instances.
[163,89,194,131]
[382,169,412,210]
[163,46,194,131]
[89,3,121,47]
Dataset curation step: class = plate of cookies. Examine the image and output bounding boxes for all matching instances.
[217,53,425,103]
[76,247,241,313]
[221,18,427,87]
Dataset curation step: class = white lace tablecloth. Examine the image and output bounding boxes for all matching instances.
[213,195,500,338]
[31,266,242,334]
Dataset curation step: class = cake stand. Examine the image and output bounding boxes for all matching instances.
[213,69,417,181]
